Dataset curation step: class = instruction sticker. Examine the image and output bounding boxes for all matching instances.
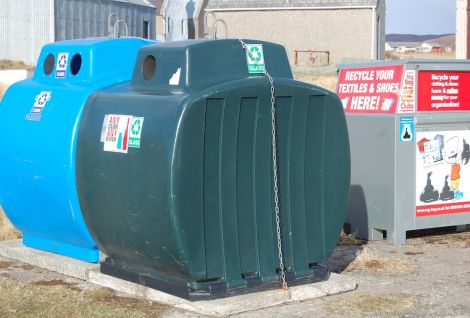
[245,44,265,74]
[25,91,52,121]
[56,52,69,78]
[102,115,145,153]
[400,116,414,142]
[103,114,133,153]
[128,117,144,148]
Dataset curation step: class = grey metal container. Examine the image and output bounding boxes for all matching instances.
[338,60,470,244]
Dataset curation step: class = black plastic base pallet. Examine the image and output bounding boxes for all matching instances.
[100,258,330,301]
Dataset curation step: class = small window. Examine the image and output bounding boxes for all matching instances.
[143,20,149,39]
[181,20,184,34]
[167,17,171,33]
[70,54,82,75]
[43,54,55,75]
[142,55,156,81]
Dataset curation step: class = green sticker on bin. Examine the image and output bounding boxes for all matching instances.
[129,117,144,148]
[245,44,265,74]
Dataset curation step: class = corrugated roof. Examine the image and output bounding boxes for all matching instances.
[206,0,379,10]
[113,0,155,8]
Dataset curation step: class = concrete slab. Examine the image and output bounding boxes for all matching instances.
[88,268,357,317]
[0,239,98,280]
[0,239,357,317]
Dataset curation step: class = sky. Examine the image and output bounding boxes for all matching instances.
[386,0,456,35]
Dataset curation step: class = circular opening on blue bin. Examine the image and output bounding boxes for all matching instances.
[70,54,82,76]
[43,54,55,76]
[142,55,156,81]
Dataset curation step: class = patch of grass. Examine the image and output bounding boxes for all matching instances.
[404,251,424,256]
[0,260,13,269]
[0,207,21,241]
[15,264,34,270]
[32,279,79,291]
[0,275,168,318]
[345,247,414,273]
[338,230,366,246]
[86,287,114,301]
[327,293,415,316]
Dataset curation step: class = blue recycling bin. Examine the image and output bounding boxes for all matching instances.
[0,38,153,262]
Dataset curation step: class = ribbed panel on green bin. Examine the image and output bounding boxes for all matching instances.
[76,39,350,300]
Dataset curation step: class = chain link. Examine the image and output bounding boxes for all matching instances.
[239,39,288,290]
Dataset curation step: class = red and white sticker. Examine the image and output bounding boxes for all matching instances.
[103,114,133,153]
[397,70,416,113]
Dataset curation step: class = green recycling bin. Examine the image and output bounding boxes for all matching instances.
[76,39,350,300]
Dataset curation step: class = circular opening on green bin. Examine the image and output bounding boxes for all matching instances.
[142,55,156,81]
[70,54,82,76]
[43,54,55,76]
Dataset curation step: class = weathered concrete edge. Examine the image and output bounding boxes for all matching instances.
[0,239,98,280]
[87,268,357,317]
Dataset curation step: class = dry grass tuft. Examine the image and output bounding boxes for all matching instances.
[338,230,366,246]
[327,293,415,316]
[345,247,414,273]
[404,251,424,256]
[0,207,22,241]
[0,260,13,269]
[419,232,470,248]
[86,287,115,301]
[33,279,79,291]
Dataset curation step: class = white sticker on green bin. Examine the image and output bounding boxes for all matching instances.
[245,44,265,74]
[103,114,133,153]
[129,117,144,148]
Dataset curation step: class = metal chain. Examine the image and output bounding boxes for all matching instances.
[239,39,288,290]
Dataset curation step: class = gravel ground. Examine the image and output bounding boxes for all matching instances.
[0,229,469,318]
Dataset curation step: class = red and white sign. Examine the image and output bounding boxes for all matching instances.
[417,71,470,112]
[337,65,404,114]
[103,114,132,153]
[416,202,470,217]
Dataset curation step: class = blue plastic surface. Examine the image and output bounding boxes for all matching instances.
[0,38,154,262]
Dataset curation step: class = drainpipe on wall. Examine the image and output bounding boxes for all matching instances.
[371,6,376,59]
[50,0,55,42]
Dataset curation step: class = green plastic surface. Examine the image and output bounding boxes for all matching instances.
[77,39,350,291]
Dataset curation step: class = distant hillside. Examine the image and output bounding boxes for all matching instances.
[386,33,454,42]
[430,34,456,49]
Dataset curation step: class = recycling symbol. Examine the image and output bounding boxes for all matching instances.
[35,91,51,107]
[37,93,48,106]
[58,54,67,69]
[131,118,142,136]
[249,46,262,63]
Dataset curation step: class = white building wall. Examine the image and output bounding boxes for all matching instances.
[456,0,467,59]
[165,0,204,41]
[0,0,54,65]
